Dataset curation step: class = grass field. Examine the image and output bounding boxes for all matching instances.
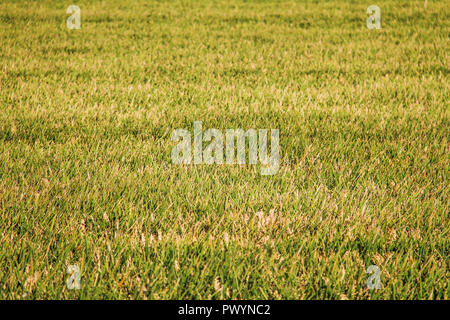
[0,0,448,299]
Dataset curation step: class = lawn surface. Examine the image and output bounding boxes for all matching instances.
[0,0,448,299]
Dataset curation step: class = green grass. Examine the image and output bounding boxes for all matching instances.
[0,0,448,299]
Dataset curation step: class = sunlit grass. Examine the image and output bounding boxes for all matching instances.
[0,0,448,299]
